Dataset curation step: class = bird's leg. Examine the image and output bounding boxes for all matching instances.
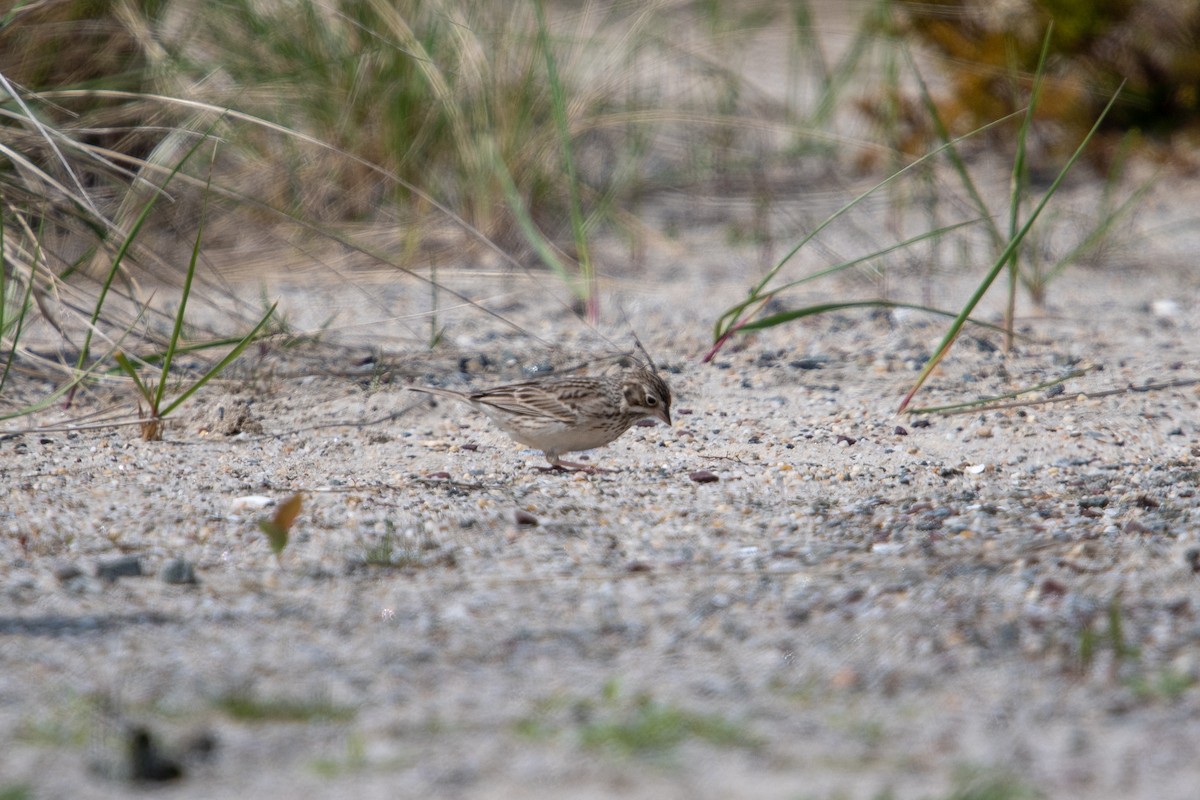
[533,455,614,474]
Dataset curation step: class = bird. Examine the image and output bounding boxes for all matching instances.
[409,367,672,471]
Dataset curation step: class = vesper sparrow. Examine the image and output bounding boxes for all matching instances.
[409,367,672,471]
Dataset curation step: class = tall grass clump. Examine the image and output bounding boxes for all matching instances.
[137,0,693,318]
[0,1,278,426]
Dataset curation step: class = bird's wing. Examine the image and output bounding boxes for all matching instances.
[471,384,578,423]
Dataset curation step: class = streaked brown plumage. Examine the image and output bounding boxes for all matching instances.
[409,368,672,471]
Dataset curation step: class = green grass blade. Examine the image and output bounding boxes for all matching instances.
[155,153,215,410]
[811,0,888,128]
[710,114,1018,350]
[494,148,580,293]
[1036,170,1153,290]
[905,369,1087,415]
[533,0,594,318]
[734,299,1015,336]
[1004,26,1053,344]
[898,82,1126,413]
[0,212,5,340]
[113,352,153,405]
[906,51,1005,249]
[0,222,41,397]
[160,303,277,418]
[1,301,151,424]
[75,128,213,374]
[749,219,981,301]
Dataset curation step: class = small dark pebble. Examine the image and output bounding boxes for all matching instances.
[128,727,183,782]
[677,408,694,415]
[748,436,761,444]
[911,419,932,429]
[1078,495,1109,509]
[788,358,827,370]
[1039,578,1068,599]
[784,592,816,624]
[1045,384,1065,398]
[53,562,83,582]
[973,337,998,353]
[689,470,720,484]
[97,555,142,582]
[894,426,908,436]
[160,558,197,585]
[1135,495,1159,509]
[513,510,539,526]
[1123,519,1153,536]
[461,443,479,451]
[428,471,452,480]
[635,419,657,427]
[626,561,653,573]
[1167,427,1184,436]
[1186,548,1200,573]
[836,435,857,446]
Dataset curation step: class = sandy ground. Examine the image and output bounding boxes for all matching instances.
[2,164,1200,800]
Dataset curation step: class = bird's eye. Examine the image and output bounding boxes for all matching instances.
[646,395,657,406]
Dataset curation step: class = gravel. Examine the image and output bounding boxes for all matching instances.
[2,183,1199,799]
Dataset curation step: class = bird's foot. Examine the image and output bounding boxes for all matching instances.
[536,458,614,474]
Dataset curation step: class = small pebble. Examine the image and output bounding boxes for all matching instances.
[128,727,183,782]
[96,555,142,582]
[160,559,197,585]
[231,495,274,512]
[513,510,539,526]
[1151,298,1180,318]
[788,357,827,370]
[53,562,84,582]
[689,470,719,484]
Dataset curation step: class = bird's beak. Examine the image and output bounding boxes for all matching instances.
[657,407,672,427]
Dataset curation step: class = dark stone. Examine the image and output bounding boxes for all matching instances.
[96,556,142,582]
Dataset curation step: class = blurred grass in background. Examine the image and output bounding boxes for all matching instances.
[895,0,1200,162]
[4,0,1189,270]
